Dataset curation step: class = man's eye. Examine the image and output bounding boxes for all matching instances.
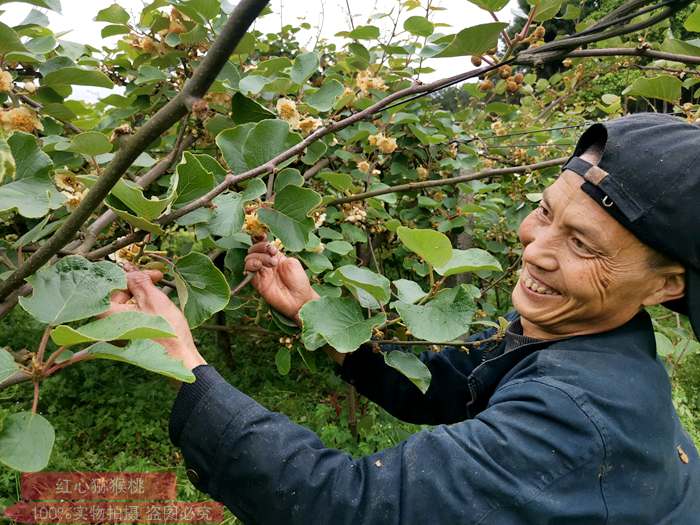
[537,205,549,217]
[572,237,592,253]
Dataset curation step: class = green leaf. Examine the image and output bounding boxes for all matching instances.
[325,240,353,255]
[42,67,114,88]
[528,0,563,22]
[434,248,502,277]
[0,132,64,218]
[397,226,452,267]
[231,92,275,125]
[243,119,302,170]
[291,51,319,85]
[661,38,700,58]
[337,265,391,304]
[216,123,255,173]
[50,311,175,347]
[299,296,386,353]
[0,412,54,472]
[655,332,674,357]
[0,22,28,54]
[174,252,230,327]
[0,137,15,185]
[240,177,267,201]
[404,16,434,37]
[86,340,195,382]
[95,3,130,24]
[239,74,270,95]
[622,75,682,104]
[384,351,431,394]
[0,348,19,383]
[306,79,344,112]
[685,5,700,32]
[209,192,244,238]
[344,25,380,40]
[258,185,321,251]
[464,0,509,12]
[174,152,215,207]
[0,0,61,12]
[68,132,112,156]
[275,347,291,375]
[19,256,125,325]
[274,168,304,192]
[433,22,507,58]
[395,287,475,342]
[319,171,354,192]
[392,279,427,304]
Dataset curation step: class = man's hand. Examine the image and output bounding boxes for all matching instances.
[244,242,320,324]
[104,265,207,371]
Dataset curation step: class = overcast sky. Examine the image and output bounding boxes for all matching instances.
[2,0,521,100]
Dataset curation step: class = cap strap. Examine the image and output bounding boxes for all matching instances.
[563,156,609,186]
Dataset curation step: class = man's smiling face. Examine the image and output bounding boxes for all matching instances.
[512,159,685,340]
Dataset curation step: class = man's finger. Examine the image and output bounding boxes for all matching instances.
[111,290,132,304]
[244,253,279,270]
[248,241,271,255]
[126,270,161,302]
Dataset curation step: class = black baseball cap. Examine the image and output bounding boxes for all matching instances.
[561,112,700,339]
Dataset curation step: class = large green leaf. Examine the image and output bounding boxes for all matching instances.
[275,347,291,375]
[528,0,563,22]
[395,286,475,342]
[208,192,244,238]
[0,137,15,184]
[397,226,453,267]
[216,123,255,173]
[0,0,61,12]
[42,67,114,88]
[661,38,700,58]
[0,21,28,54]
[19,256,126,325]
[174,252,230,327]
[0,133,64,218]
[299,296,386,353]
[50,311,175,347]
[433,23,507,58]
[0,348,19,383]
[0,412,54,472]
[86,340,195,382]
[622,75,682,104]
[290,52,319,85]
[242,119,302,170]
[95,3,130,24]
[258,185,321,251]
[392,279,427,304]
[67,132,112,156]
[464,0,509,11]
[685,6,700,32]
[231,92,275,124]
[434,248,502,277]
[174,152,215,207]
[404,16,434,37]
[80,172,178,221]
[306,79,344,112]
[337,265,391,304]
[384,351,432,394]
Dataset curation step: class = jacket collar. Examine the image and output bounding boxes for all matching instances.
[465,309,656,417]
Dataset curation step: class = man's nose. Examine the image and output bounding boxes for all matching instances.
[522,228,560,272]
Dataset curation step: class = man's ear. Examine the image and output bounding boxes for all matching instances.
[642,266,686,307]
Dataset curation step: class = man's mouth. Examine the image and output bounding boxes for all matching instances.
[521,269,561,296]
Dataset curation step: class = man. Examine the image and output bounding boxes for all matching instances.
[111,113,699,523]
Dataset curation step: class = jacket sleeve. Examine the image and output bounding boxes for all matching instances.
[170,365,605,525]
[338,314,517,425]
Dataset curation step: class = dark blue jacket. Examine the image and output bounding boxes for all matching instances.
[169,310,699,524]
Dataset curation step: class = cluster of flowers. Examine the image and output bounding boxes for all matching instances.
[275,98,322,134]
[355,69,387,95]
[55,172,87,211]
[368,132,397,154]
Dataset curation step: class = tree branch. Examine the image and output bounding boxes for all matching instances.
[0,0,270,302]
[564,47,700,65]
[327,157,567,206]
